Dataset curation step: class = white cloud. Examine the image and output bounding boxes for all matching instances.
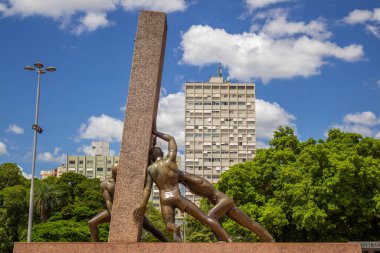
[120,0,187,13]
[180,25,363,83]
[37,147,66,163]
[17,165,33,179]
[366,24,380,38]
[343,9,380,24]
[0,0,187,34]
[76,144,96,156]
[0,141,8,156]
[260,14,331,40]
[343,111,379,126]
[6,124,24,134]
[377,80,380,88]
[375,132,380,140]
[73,12,110,35]
[156,92,185,150]
[343,8,380,38]
[330,123,373,137]
[256,99,296,139]
[78,114,123,142]
[329,111,380,137]
[245,0,290,11]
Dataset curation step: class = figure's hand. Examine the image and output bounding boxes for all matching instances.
[133,205,147,221]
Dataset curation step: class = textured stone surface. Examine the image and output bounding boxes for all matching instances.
[108,10,167,242]
[13,242,362,253]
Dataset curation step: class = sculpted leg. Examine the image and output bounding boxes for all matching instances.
[226,207,274,242]
[88,210,110,242]
[180,197,232,242]
[161,205,182,242]
[207,195,234,220]
[142,215,169,242]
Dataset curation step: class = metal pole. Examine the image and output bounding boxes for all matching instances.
[27,70,41,242]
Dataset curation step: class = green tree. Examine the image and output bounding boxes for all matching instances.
[216,127,380,242]
[34,181,62,222]
[0,163,26,191]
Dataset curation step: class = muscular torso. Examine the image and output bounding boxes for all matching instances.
[179,172,216,200]
[148,158,179,193]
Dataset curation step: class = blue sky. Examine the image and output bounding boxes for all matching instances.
[0,0,379,178]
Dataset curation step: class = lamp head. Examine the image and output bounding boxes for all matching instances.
[24,66,35,71]
[46,66,56,72]
[34,62,43,69]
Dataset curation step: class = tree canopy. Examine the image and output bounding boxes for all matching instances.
[214,127,380,242]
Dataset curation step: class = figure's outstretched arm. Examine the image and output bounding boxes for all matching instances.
[153,129,177,162]
[133,169,153,221]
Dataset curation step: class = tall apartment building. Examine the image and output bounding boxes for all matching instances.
[184,75,256,204]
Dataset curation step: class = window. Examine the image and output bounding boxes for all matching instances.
[247,86,254,90]
[238,102,246,105]
[69,160,75,165]
[79,161,84,164]
[204,86,211,89]
[187,85,194,89]
[238,86,245,90]
[195,86,202,89]
[230,86,236,90]
[87,160,93,164]
[97,168,103,172]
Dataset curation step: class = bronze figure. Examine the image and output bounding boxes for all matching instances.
[88,164,168,242]
[179,171,274,242]
[134,129,232,242]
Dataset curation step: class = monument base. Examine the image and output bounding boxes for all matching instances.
[14,242,361,253]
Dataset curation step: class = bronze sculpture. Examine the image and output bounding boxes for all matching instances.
[179,171,274,242]
[88,164,168,242]
[133,129,232,242]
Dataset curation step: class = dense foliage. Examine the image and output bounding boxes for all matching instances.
[0,166,169,252]
[212,127,379,242]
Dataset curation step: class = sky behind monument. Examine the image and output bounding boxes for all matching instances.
[0,0,379,177]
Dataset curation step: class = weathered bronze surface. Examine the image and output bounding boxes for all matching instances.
[88,165,168,242]
[179,171,274,242]
[134,130,232,242]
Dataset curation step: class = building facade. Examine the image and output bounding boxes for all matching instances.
[66,155,119,181]
[184,76,256,204]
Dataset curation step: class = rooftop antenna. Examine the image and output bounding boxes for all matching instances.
[217,63,223,77]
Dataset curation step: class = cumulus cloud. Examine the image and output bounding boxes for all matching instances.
[343,111,380,126]
[157,92,185,150]
[73,12,111,35]
[38,147,66,163]
[78,114,123,142]
[0,0,187,34]
[120,0,187,13]
[0,141,8,155]
[245,0,291,11]
[180,24,363,83]
[256,99,296,139]
[343,8,380,38]
[76,144,97,156]
[6,124,24,134]
[260,14,332,40]
[328,111,380,138]
[17,165,33,179]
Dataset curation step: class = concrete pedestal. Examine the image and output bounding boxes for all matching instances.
[14,242,362,253]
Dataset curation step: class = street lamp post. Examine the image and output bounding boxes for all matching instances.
[24,62,56,242]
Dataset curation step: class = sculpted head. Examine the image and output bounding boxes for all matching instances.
[149,147,163,163]
[112,163,118,179]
